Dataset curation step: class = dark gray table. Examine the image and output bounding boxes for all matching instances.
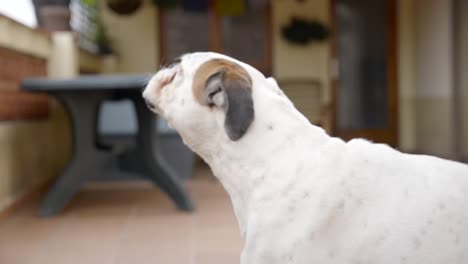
[21,74,194,217]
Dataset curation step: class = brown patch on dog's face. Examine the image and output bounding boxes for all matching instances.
[193,58,252,106]
[192,58,255,141]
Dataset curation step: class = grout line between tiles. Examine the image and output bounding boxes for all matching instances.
[189,211,198,264]
[108,205,138,264]
[27,212,78,264]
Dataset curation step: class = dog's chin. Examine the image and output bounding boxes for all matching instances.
[145,101,164,116]
[152,105,164,116]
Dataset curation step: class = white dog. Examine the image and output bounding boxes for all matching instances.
[143,52,468,264]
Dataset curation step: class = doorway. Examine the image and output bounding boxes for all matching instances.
[158,4,271,75]
[332,0,398,146]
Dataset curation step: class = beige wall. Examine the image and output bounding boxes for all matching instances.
[271,0,443,155]
[457,0,468,161]
[412,0,455,158]
[397,0,417,152]
[0,19,108,212]
[398,0,468,160]
[397,0,458,158]
[48,32,114,76]
[0,20,73,211]
[48,33,79,78]
[101,0,159,73]
[100,0,329,82]
[0,15,52,59]
[0,101,71,210]
[272,0,331,103]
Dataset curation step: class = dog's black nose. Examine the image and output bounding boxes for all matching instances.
[145,99,155,110]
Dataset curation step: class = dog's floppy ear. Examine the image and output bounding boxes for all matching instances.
[204,69,254,141]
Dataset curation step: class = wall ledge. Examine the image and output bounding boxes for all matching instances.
[78,48,118,74]
[0,14,52,59]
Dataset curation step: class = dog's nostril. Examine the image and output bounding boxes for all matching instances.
[145,99,155,110]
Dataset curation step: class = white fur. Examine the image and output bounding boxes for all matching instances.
[143,52,468,264]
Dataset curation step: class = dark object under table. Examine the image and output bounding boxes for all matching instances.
[21,74,194,217]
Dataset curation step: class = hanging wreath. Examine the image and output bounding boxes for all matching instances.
[282,17,329,45]
[152,0,180,9]
[107,0,143,15]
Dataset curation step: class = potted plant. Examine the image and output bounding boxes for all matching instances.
[32,0,71,31]
[95,20,113,55]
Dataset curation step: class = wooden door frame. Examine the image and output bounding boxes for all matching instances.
[156,3,273,75]
[330,0,399,147]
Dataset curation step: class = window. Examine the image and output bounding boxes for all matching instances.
[159,5,271,74]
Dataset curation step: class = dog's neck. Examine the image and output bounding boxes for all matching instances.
[190,88,331,237]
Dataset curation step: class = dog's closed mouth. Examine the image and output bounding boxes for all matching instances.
[144,98,163,114]
[144,99,156,110]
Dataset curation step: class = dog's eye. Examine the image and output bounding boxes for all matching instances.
[207,86,222,102]
[160,72,177,88]
[208,86,222,99]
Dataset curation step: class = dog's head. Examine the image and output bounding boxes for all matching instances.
[143,52,265,152]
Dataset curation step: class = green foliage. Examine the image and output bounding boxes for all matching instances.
[94,20,113,55]
[81,0,97,7]
[152,0,180,9]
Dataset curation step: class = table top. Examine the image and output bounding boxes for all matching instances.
[21,74,153,92]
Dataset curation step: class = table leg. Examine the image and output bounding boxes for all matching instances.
[121,94,194,211]
[39,92,113,217]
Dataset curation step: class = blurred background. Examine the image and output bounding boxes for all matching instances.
[0,0,467,263]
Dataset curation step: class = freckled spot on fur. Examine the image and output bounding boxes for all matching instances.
[439,202,446,210]
[260,255,272,262]
[401,257,407,263]
[337,201,345,210]
[413,238,421,249]
[295,165,304,175]
[282,254,294,263]
[309,232,316,240]
[329,250,336,259]
[267,124,274,130]
[404,189,409,197]
[302,192,310,199]
[420,228,426,236]
[288,205,295,213]
[362,221,368,229]
[375,234,386,245]
[426,219,433,225]
[282,182,295,197]
[180,99,185,106]
[455,234,460,245]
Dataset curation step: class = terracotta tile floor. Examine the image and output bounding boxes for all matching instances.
[0,167,243,264]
